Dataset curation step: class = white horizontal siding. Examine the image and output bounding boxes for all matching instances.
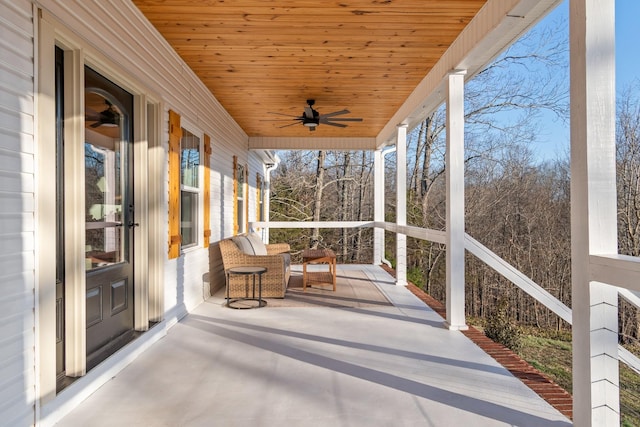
[0,191,34,213]
[210,138,247,241]
[31,0,250,326]
[0,170,34,193]
[209,166,225,243]
[248,152,265,224]
[0,75,34,117]
[23,1,268,421]
[0,147,34,174]
[0,0,35,425]
[0,232,35,256]
[0,104,34,137]
[0,213,33,234]
[0,0,32,35]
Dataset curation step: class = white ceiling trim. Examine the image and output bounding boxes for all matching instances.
[248,136,378,151]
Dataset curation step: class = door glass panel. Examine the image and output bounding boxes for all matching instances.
[85,93,127,270]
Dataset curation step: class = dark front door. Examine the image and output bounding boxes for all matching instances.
[84,67,135,369]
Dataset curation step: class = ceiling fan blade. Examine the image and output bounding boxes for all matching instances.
[271,102,359,131]
[90,122,103,128]
[319,109,350,118]
[323,121,348,128]
[278,122,300,128]
[321,117,363,122]
[268,112,301,118]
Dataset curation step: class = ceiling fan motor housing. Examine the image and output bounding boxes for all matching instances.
[303,99,319,128]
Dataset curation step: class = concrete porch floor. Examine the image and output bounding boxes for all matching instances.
[55,265,571,427]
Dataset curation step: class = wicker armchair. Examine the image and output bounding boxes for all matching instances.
[219,236,291,298]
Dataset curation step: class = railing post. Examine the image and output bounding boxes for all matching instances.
[263,158,279,244]
[445,70,468,331]
[374,148,384,266]
[570,0,619,425]
[396,124,407,286]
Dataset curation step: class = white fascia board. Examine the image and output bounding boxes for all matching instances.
[248,137,377,151]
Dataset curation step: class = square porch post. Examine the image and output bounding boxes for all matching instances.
[374,148,384,266]
[445,71,468,331]
[396,124,408,286]
[570,0,619,425]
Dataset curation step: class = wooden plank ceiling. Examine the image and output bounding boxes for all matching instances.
[132,0,487,139]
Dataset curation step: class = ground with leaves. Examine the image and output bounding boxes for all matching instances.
[514,329,640,426]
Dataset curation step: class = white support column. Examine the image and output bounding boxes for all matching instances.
[445,70,468,331]
[373,148,384,265]
[570,0,619,425]
[264,161,279,244]
[396,124,408,286]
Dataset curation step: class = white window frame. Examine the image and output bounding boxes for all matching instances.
[179,121,204,251]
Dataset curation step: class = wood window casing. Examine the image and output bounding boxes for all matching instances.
[203,134,211,247]
[168,110,181,259]
[232,156,248,235]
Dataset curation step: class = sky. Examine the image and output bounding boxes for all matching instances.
[532,0,640,162]
[615,1,640,89]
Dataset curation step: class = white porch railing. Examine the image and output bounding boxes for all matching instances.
[251,220,640,374]
[463,234,572,324]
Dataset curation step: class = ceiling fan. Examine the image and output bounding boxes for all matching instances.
[267,99,363,131]
[86,99,119,128]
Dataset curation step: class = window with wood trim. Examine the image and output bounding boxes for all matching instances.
[233,156,248,235]
[179,127,200,249]
[168,111,210,257]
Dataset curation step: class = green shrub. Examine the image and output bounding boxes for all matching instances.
[484,297,522,352]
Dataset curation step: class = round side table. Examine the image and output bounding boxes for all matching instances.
[225,266,268,309]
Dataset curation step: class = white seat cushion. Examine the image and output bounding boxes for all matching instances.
[232,235,255,255]
[247,232,268,255]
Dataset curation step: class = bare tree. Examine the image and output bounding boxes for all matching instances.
[618,83,640,257]
[271,150,375,261]
[399,15,570,324]
[272,15,574,330]
[617,82,640,343]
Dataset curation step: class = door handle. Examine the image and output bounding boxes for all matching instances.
[127,205,139,228]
